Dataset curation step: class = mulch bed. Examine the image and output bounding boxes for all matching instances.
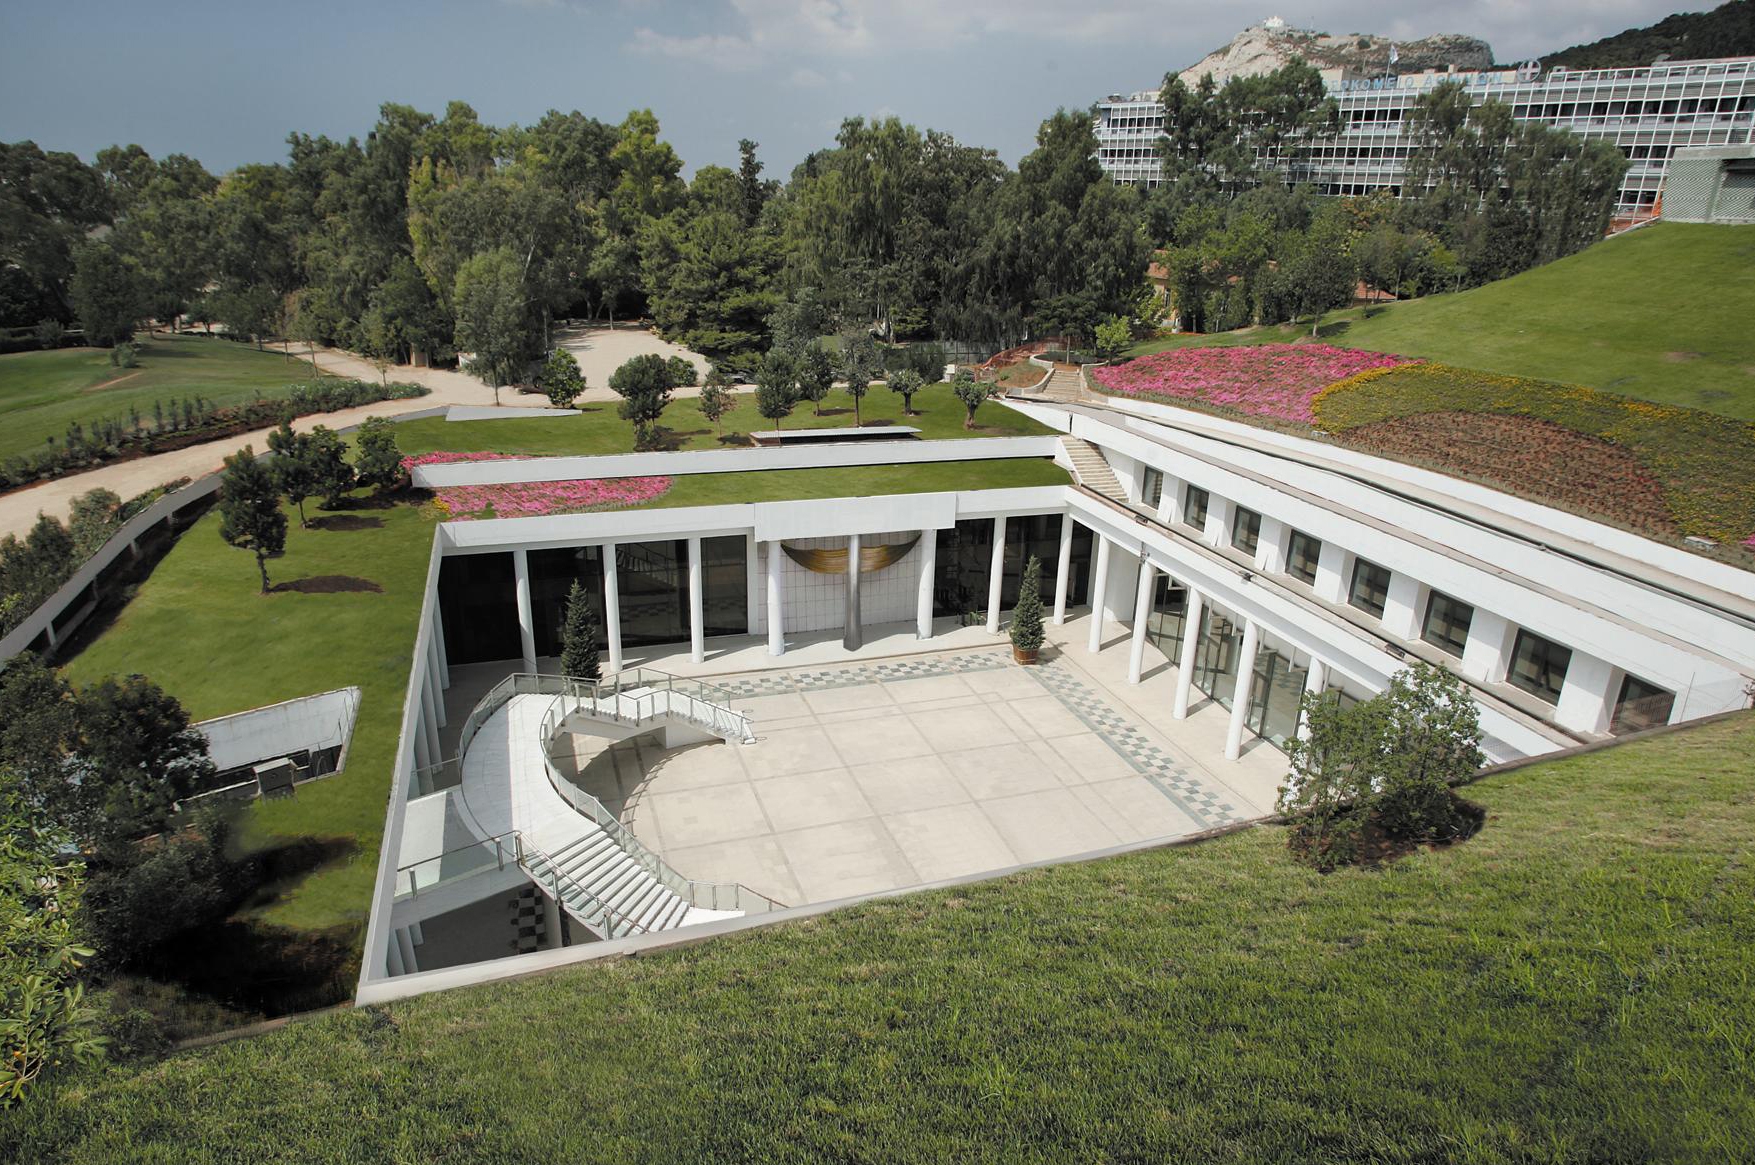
[1339,411,1680,537]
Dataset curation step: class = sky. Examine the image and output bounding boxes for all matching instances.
[0,1,1707,178]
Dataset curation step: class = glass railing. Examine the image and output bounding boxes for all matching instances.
[393,830,523,901]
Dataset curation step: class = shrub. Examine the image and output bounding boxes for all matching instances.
[536,349,585,409]
[109,342,138,369]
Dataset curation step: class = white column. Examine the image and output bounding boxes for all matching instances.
[1173,588,1206,719]
[985,516,1006,633]
[1460,609,1512,684]
[412,713,431,770]
[395,926,419,975]
[1127,559,1157,684]
[1051,516,1074,625]
[541,891,563,950]
[1255,516,1287,574]
[916,529,936,639]
[1299,657,1329,740]
[1225,619,1261,761]
[766,540,785,657]
[1157,478,1181,525]
[743,533,760,635]
[1086,534,1112,653]
[1381,572,1423,641]
[431,609,450,689]
[845,532,863,652]
[1204,496,1231,549]
[420,672,443,760]
[1555,652,1617,735]
[513,548,537,673]
[425,632,447,726]
[1313,541,1347,604]
[687,536,705,663]
[602,547,624,673]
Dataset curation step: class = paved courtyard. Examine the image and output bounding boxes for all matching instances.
[553,645,1268,908]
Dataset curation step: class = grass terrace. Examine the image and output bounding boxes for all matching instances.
[395,381,1055,459]
[8,712,1752,1161]
[0,333,331,462]
[1129,222,1755,421]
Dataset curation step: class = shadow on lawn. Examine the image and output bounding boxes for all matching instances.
[270,575,383,594]
[307,514,383,532]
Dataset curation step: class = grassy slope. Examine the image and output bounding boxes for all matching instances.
[9,713,1752,1163]
[60,495,437,931]
[0,334,329,462]
[1131,223,1755,420]
[397,382,1053,458]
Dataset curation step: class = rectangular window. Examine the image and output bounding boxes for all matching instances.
[1347,558,1390,619]
[1230,506,1261,557]
[1183,484,1209,530]
[1506,629,1572,705]
[1421,591,1474,657]
[1141,467,1165,510]
[1610,674,1674,735]
[1286,530,1321,585]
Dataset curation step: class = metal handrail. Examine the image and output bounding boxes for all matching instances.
[540,684,781,916]
[391,827,661,940]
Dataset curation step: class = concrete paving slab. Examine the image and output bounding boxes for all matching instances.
[980,788,1121,862]
[752,770,874,833]
[880,673,976,704]
[661,836,803,907]
[776,819,918,902]
[643,783,771,849]
[883,803,1018,882]
[801,684,897,716]
[1045,731,1140,784]
[821,714,935,763]
[909,704,1017,752]
[738,725,848,781]
[847,755,969,815]
[940,742,1062,800]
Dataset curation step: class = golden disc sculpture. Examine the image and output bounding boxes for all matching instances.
[782,534,921,574]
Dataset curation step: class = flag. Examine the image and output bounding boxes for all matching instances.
[1389,43,1399,66]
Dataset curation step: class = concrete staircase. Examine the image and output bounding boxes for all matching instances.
[1062,437,1126,502]
[521,829,694,938]
[1042,366,1085,402]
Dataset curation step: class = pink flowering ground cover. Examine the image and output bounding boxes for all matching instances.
[1091,344,1416,424]
[400,451,529,468]
[433,477,673,520]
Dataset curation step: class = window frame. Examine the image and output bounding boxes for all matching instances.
[1347,557,1391,619]
[1420,590,1474,658]
[1506,628,1572,706]
[1285,530,1321,585]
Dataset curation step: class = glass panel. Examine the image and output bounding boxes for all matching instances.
[1192,607,1243,709]
[1246,649,1309,749]
[437,551,521,664]
[1507,629,1571,705]
[933,519,992,621]
[1286,530,1321,585]
[1183,485,1209,530]
[617,540,690,648]
[1231,507,1261,557]
[1421,591,1474,657]
[529,546,604,658]
[1145,574,1188,661]
[701,535,748,638]
[1348,558,1390,618]
[1610,674,1674,735]
[1141,468,1164,509]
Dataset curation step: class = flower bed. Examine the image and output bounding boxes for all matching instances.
[1090,344,1415,424]
[430,476,673,520]
[400,451,530,468]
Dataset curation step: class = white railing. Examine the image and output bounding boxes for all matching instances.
[417,669,781,926]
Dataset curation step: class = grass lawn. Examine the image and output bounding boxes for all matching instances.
[1130,222,1755,420]
[60,492,437,933]
[8,712,1752,1162]
[646,459,1069,507]
[0,333,330,463]
[396,381,1054,459]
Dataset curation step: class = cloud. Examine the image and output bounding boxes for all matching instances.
[788,67,828,87]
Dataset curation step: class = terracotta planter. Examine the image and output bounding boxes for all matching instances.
[1013,645,1040,665]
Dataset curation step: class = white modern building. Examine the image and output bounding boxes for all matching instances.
[1096,55,1755,217]
[359,388,1755,1000]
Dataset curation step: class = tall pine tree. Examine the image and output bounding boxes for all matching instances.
[560,580,602,682]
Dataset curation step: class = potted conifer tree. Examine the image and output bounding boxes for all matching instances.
[1010,554,1045,665]
[560,580,603,682]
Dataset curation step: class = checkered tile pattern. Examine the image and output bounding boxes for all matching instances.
[718,647,1248,832]
[508,886,548,954]
[1032,658,1247,829]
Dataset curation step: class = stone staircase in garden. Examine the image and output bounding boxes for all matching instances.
[1041,366,1085,402]
[1061,437,1127,503]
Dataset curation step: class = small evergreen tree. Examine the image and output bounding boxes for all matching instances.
[951,368,991,430]
[839,336,880,426]
[698,378,736,436]
[305,425,355,507]
[755,350,797,431]
[1010,555,1045,658]
[795,344,835,415]
[665,355,699,388]
[353,417,402,492]
[536,348,586,409]
[266,422,315,527]
[560,581,603,683]
[608,353,676,450]
[218,444,286,593]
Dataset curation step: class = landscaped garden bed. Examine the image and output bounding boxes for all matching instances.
[429,475,675,520]
[1091,343,1415,423]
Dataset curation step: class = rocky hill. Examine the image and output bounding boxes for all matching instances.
[1178,19,1494,87]
[1543,0,1754,70]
